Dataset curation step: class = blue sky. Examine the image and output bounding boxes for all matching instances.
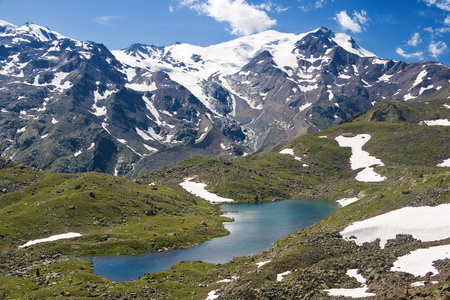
[0,0,449,65]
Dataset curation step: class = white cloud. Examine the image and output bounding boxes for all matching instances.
[255,2,289,13]
[178,0,277,36]
[407,32,422,46]
[445,15,450,25]
[428,40,448,58]
[353,10,368,25]
[396,47,424,59]
[275,5,289,13]
[422,0,450,11]
[299,0,327,12]
[334,10,368,33]
[93,16,122,27]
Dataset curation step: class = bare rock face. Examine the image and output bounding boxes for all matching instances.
[1,22,449,177]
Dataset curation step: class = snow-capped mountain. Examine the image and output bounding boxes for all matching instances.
[114,27,450,151]
[1,21,449,177]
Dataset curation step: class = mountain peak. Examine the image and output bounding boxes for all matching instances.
[15,22,67,42]
[0,20,17,29]
[0,21,68,43]
[331,32,375,57]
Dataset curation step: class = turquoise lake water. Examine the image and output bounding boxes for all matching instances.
[85,199,337,281]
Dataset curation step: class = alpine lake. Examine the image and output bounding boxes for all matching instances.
[85,199,338,282]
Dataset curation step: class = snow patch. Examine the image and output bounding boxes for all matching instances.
[423,119,450,126]
[403,93,416,101]
[412,70,427,88]
[280,148,302,161]
[328,91,334,101]
[180,178,234,203]
[299,103,312,112]
[19,233,82,248]
[143,144,158,152]
[437,158,450,167]
[372,58,387,65]
[142,96,163,126]
[419,85,434,95]
[378,74,393,82]
[136,127,154,141]
[325,269,376,298]
[337,197,360,207]
[256,260,271,268]
[126,82,157,92]
[391,245,450,277]
[277,271,291,282]
[206,290,220,300]
[335,134,386,182]
[411,281,426,287]
[340,204,450,249]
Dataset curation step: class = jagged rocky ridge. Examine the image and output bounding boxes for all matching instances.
[1,21,449,177]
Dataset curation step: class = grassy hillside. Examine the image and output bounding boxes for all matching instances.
[140,99,449,204]
[0,158,235,298]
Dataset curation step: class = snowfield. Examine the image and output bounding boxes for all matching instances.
[335,134,386,182]
[19,232,82,248]
[340,203,450,249]
[180,178,234,203]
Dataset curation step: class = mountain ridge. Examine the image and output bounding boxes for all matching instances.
[0,19,449,177]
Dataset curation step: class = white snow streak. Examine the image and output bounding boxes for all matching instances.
[19,233,82,248]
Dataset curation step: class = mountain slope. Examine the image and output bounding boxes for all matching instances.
[0,21,247,177]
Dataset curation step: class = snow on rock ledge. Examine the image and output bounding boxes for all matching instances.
[341,204,450,249]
